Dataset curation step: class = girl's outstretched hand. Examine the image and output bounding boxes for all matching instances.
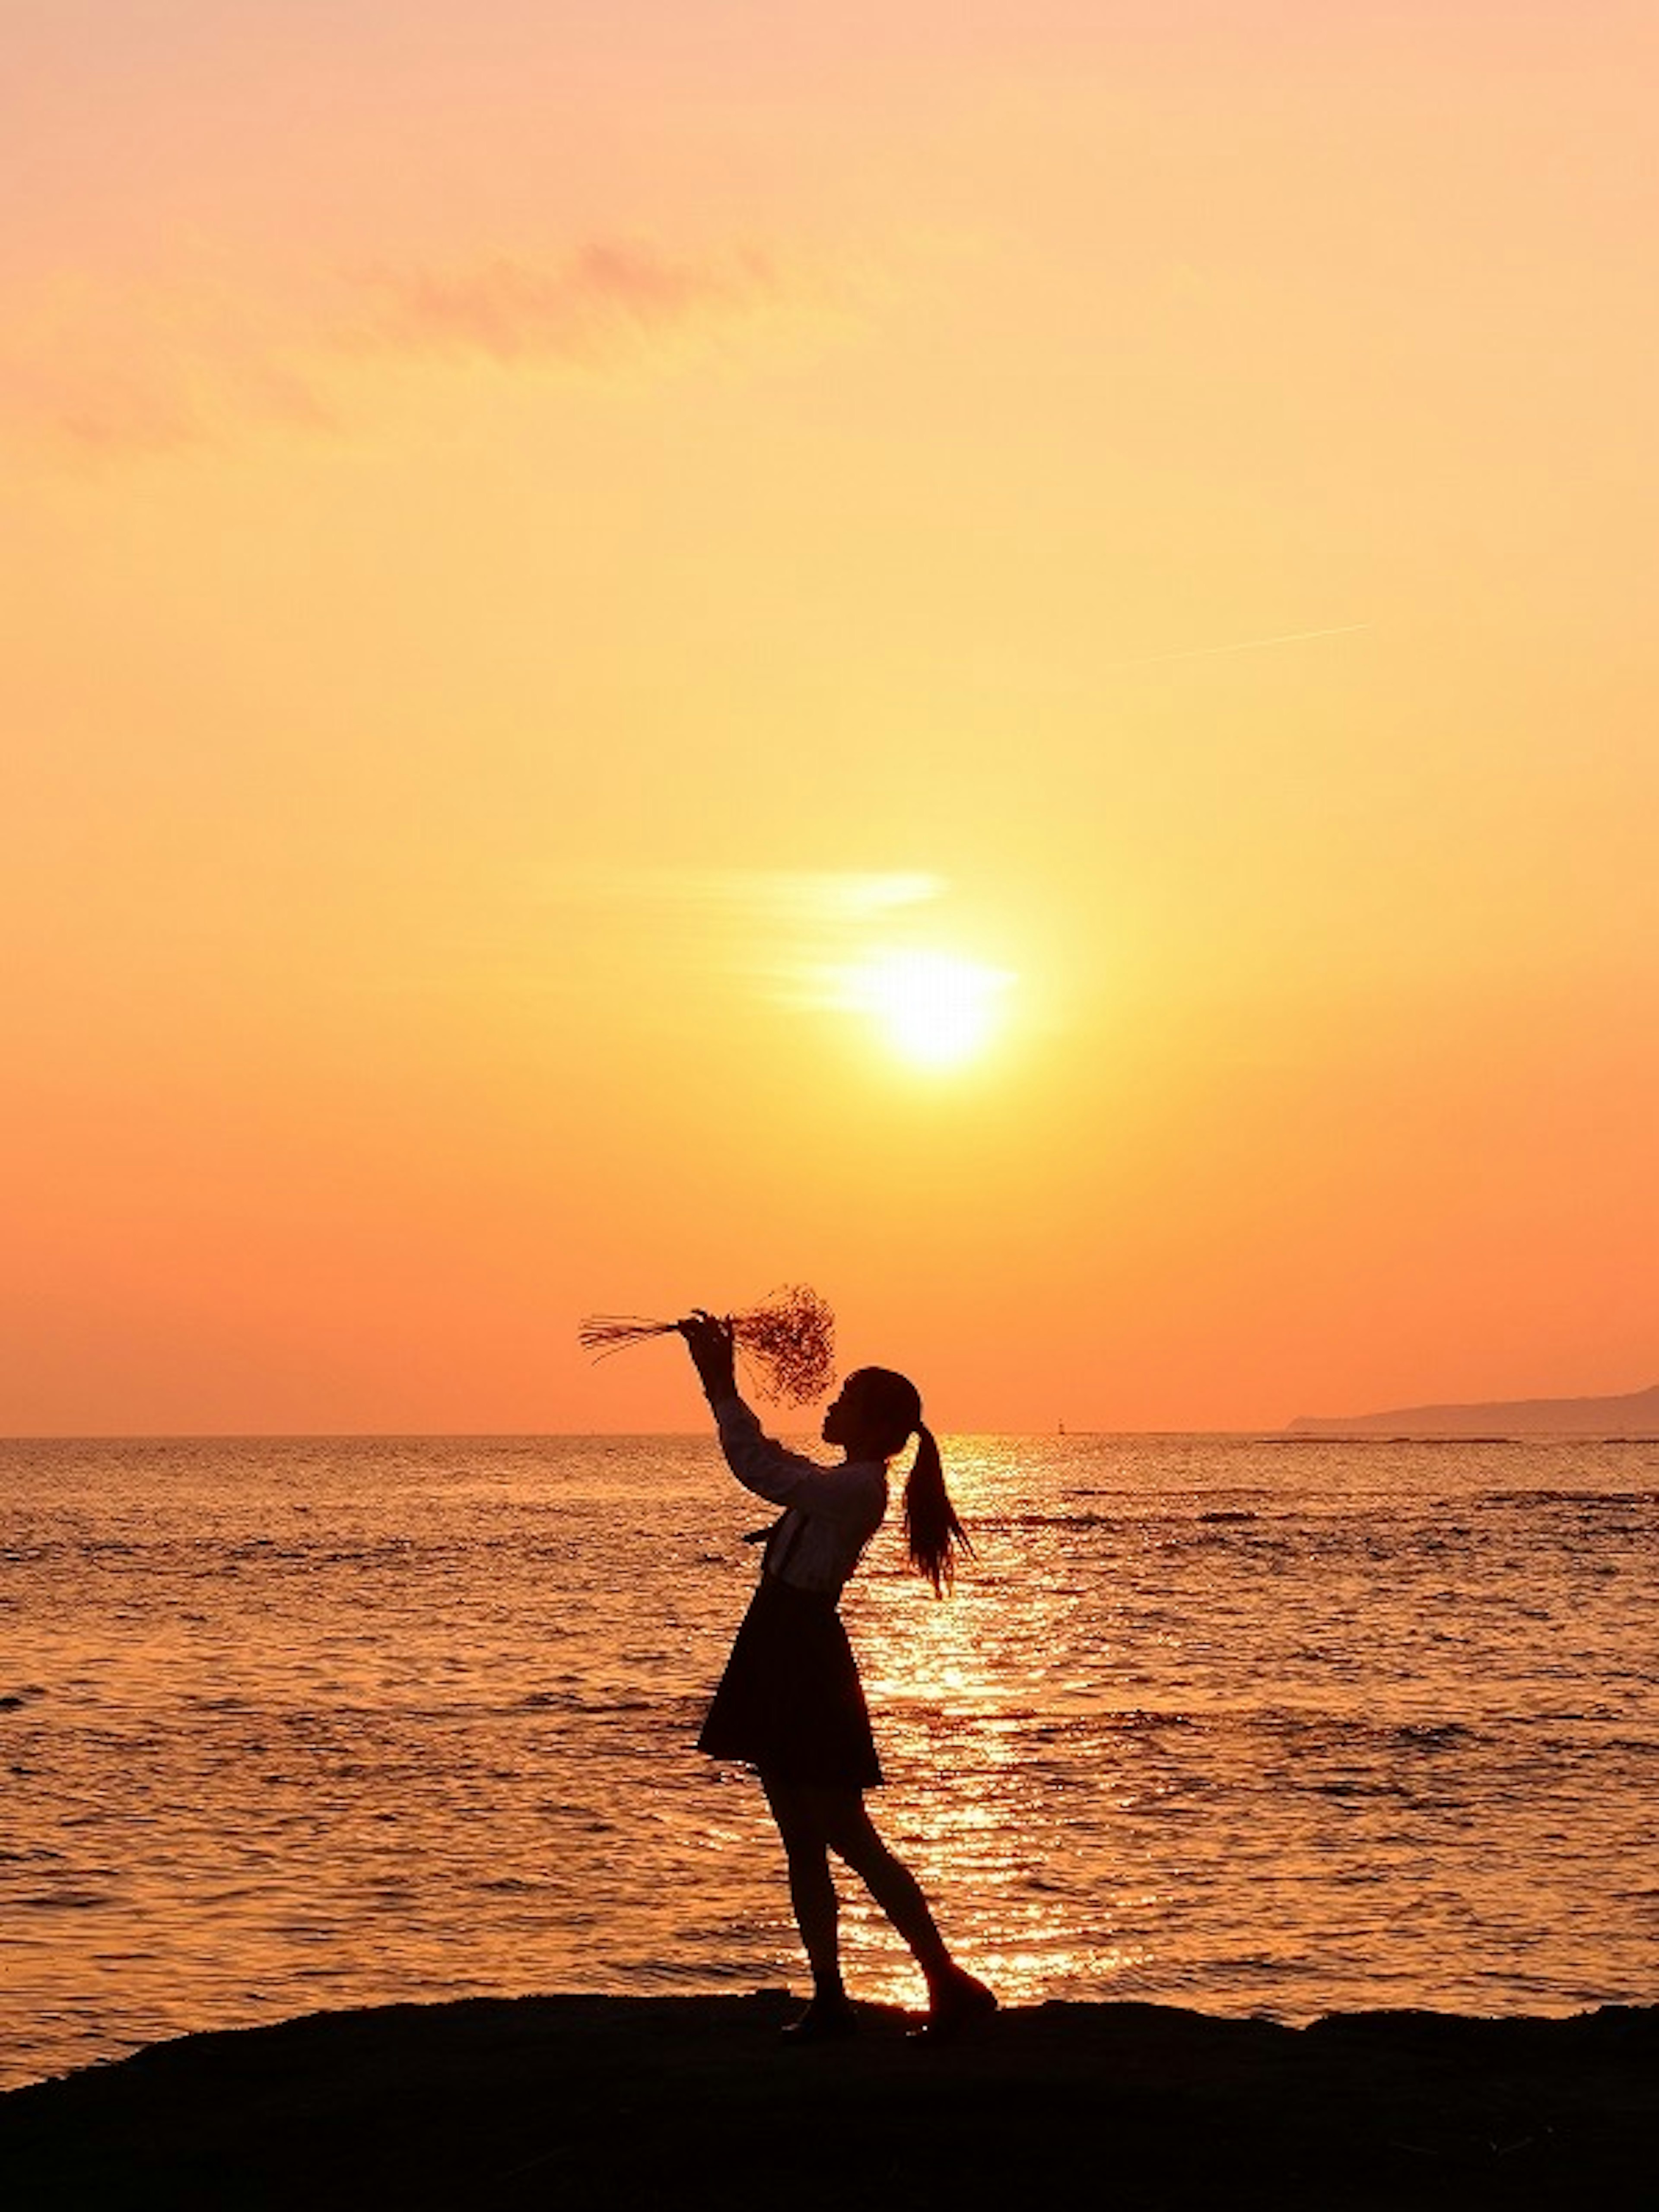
[678,1310,737,1402]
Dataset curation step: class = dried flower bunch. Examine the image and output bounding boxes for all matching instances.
[578,1284,836,1407]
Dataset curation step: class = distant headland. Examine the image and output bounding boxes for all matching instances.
[1286,1381,1659,1438]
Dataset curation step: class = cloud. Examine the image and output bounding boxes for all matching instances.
[0,270,342,459]
[1,238,821,461]
[350,241,791,369]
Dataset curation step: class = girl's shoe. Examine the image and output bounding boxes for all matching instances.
[914,1965,998,2042]
[780,1996,860,2044]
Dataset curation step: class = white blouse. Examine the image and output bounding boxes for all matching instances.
[710,1393,888,1600]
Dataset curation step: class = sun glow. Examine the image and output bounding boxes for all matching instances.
[845,950,1014,1069]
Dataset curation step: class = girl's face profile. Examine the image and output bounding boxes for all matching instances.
[820,1382,850,1446]
[823,1371,907,1460]
[820,1373,871,1451]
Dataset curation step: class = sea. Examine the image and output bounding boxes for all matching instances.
[2,1431,1654,2090]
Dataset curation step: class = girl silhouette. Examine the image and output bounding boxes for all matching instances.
[679,1309,996,2041]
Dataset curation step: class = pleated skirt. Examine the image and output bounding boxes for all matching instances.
[697,1573,883,1790]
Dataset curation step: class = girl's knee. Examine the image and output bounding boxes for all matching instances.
[823,1808,887,1869]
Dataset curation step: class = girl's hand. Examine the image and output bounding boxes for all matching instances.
[677,1310,737,1401]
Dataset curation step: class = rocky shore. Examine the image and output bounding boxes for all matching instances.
[3,1991,1653,2209]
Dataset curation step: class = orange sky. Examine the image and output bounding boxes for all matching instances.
[4,2,1655,1433]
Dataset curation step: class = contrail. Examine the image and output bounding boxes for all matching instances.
[1104,622,1371,673]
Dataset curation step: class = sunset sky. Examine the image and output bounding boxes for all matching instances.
[5,1,1654,1433]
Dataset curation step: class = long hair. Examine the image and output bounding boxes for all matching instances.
[848,1367,974,1597]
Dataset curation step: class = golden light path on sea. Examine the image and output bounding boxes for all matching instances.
[845,1443,1160,2009]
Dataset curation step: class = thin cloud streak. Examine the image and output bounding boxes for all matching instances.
[539,868,942,923]
[1103,623,1373,674]
[507,869,951,1015]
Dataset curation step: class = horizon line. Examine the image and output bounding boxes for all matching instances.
[1,1423,1318,1444]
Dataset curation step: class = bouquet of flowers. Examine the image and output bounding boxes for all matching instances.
[577,1284,836,1407]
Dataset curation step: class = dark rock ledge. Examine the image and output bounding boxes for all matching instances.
[2,1992,1653,2209]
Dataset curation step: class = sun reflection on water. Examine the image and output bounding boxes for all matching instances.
[831,1438,1163,2008]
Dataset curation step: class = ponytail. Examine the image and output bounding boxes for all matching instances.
[903,1422,974,1597]
[841,1367,973,1596]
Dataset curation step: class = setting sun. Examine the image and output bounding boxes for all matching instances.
[845,950,1014,1070]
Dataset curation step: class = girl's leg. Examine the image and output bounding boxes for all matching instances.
[809,1786,998,2029]
[759,1771,846,2008]
[805,1786,950,1979]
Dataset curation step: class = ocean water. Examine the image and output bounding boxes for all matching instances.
[1,1431,1654,2089]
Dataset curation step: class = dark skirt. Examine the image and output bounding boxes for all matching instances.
[697,1574,883,1790]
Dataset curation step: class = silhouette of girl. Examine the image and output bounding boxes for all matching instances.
[679,1309,997,2041]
